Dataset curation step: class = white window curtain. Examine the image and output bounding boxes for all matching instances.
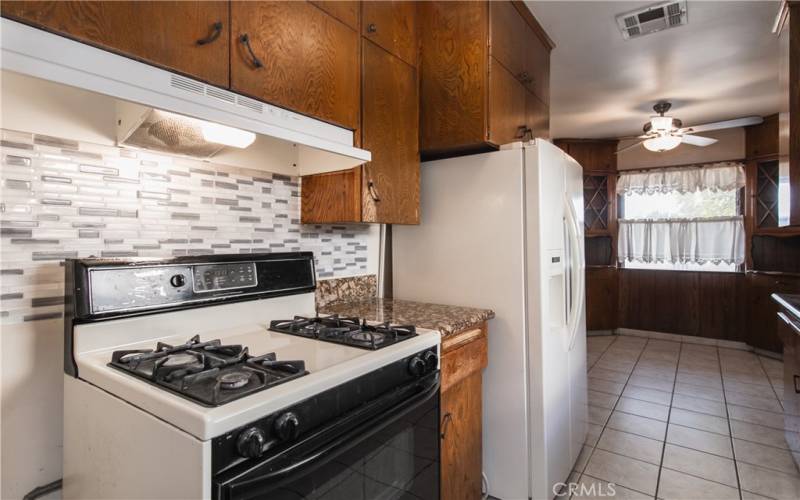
[617,162,746,266]
[616,162,746,195]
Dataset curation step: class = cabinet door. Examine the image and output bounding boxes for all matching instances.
[489,0,527,83]
[526,90,550,140]
[441,372,483,500]
[361,40,420,224]
[488,57,527,147]
[419,1,489,153]
[524,25,551,105]
[310,1,359,31]
[362,0,417,67]
[300,168,362,223]
[230,1,360,130]
[1,1,230,87]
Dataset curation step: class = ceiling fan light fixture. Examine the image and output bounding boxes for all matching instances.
[650,116,674,132]
[643,135,681,152]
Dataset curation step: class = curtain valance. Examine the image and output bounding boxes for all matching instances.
[617,216,745,265]
[616,162,746,195]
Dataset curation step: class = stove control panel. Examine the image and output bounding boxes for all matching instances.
[193,262,257,293]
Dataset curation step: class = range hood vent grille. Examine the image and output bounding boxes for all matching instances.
[616,1,688,40]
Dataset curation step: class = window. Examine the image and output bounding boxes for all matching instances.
[617,163,746,272]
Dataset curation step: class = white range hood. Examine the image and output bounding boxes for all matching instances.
[0,18,370,175]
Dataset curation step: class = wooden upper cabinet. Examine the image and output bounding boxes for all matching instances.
[555,139,618,173]
[488,57,527,146]
[230,1,360,131]
[1,1,230,87]
[420,0,552,159]
[490,1,528,83]
[419,1,489,155]
[310,1,359,31]
[361,40,420,224]
[362,0,418,67]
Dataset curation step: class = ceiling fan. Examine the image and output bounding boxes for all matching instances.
[616,101,763,154]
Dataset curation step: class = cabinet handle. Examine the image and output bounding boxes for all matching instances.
[794,375,800,394]
[196,21,223,46]
[239,34,263,69]
[516,126,533,140]
[367,23,377,33]
[440,412,452,439]
[367,180,381,202]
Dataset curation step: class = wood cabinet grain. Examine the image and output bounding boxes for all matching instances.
[1,1,230,87]
[310,0,359,31]
[526,90,550,140]
[230,1,360,130]
[488,57,527,146]
[300,168,362,223]
[490,0,527,81]
[362,0,418,67]
[419,0,489,155]
[586,267,618,331]
[523,19,551,105]
[440,325,487,500]
[361,39,420,224]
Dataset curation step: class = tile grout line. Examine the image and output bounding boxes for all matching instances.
[716,346,744,500]
[652,340,683,500]
[573,336,652,499]
[756,354,785,412]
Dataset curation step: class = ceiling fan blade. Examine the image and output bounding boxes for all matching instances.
[680,116,763,134]
[681,134,718,147]
[615,140,645,154]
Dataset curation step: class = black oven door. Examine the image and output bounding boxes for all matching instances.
[214,372,440,500]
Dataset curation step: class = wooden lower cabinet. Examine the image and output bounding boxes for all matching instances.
[439,325,488,500]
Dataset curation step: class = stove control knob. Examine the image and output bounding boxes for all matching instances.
[407,356,426,378]
[273,412,300,442]
[422,351,439,372]
[169,274,186,288]
[236,427,267,459]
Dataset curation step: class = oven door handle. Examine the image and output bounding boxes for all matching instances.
[217,374,440,500]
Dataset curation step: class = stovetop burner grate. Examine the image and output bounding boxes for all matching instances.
[269,315,417,350]
[108,335,308,407]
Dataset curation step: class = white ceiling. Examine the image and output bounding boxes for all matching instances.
[526,1,781,139]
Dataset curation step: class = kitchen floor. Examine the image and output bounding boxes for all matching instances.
[571,334,800,499]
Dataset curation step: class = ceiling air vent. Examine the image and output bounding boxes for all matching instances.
[616,1,688,40]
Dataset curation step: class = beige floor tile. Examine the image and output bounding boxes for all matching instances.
[741,490,776,500]
[662,443,738,487]
[617,397,670,422]
[583,449,660,496]
[676,373,723,390]
[723,372,771,387]
[572,474,652,499]
[595,358,636,373]
[622,385,673,406]
[725,380,781,398]
[588,377,625,396]
[728,404,786,430]
[670,408,730,435]
[575,445,593,472]
[732,420,798,453]
[589,405,612,425]
[607,411,667,441]
[633,366,677,381]
[628,373,675,392]
[724,391,783,413]
[597,428,663,465]
[588,367,630,384]
[733,438,799,474]
[586,423,603,447]
[666,424,733,458]
[588,390,619,410]
[657,468,740,500]
[671,393,727,417]
[737,462,800,500]
[674,382,725,402]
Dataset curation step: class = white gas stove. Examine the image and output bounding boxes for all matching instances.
[63,253,441,500]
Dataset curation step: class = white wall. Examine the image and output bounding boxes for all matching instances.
[616,127,746,170]
[0,70,380,499]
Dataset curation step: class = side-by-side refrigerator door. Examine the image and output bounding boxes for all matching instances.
[563,151,588,472]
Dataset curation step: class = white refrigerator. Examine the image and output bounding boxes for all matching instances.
[393,140,588,500]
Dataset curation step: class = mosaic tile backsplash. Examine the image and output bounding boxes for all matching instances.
[0,129,372,324]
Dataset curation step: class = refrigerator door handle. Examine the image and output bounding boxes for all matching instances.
[564,195,585,351]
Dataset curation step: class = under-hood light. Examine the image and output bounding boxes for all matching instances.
[201,122,256,149]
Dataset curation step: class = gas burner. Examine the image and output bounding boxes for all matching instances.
[219,371,251,390]
[269,315,417,350]
[108,336,309,406]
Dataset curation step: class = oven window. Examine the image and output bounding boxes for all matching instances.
[237,394,439,500]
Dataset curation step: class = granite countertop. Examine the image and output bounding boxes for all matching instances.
[773,294,800,321]
[319,298,495,338]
